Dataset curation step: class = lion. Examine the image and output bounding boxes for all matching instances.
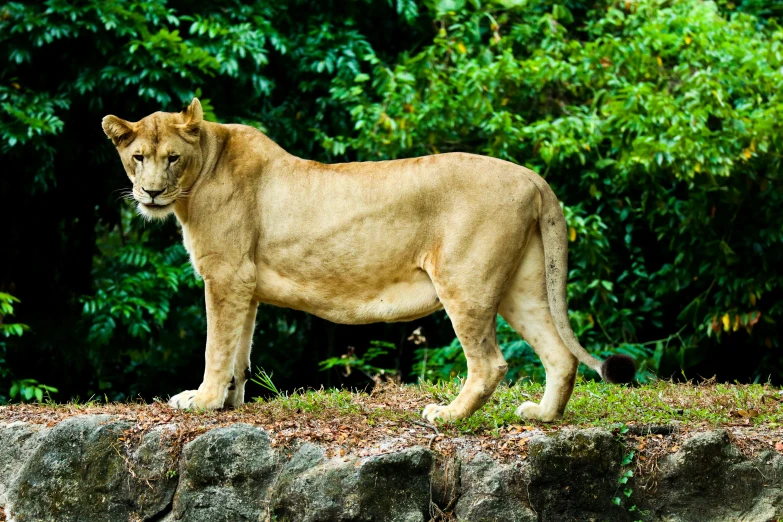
[101,98,635,422]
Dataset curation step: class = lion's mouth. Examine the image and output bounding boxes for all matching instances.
[141,201,173,209]
[137,199,176,220]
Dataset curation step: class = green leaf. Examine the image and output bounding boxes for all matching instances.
[434,0,467,14]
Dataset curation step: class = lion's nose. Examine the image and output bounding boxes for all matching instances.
[142,188,164,199]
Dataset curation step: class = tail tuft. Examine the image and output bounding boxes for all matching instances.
[601,355,636,384]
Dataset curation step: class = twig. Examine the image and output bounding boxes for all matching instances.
[411,420,440,450]
[411,420,439,435]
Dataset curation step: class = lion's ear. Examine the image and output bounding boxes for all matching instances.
[101,115,135,146]
[176,98,203,142]
[184,98,203,124]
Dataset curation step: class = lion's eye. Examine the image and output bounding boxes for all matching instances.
[169,155,179,164]
[133,154,143,162]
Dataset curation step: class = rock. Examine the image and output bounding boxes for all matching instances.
[131,424,180,517]
[0,422,47,507]
[455,452,536,522]
[526,428,628,521]
[171,423,280,522]
[355,447,433,521]
[643,429,783,522]
[1,417,782,522]
[273,444,433,522]
[6,414,177,522]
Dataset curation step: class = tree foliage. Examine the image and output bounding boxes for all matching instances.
[328,0,783,382]
[1,0,781,403]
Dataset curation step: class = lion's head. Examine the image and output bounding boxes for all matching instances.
[102,98,204,220]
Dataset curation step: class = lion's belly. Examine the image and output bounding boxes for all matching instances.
[253,265,443,324]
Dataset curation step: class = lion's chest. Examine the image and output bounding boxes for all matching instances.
[181,229,199,275]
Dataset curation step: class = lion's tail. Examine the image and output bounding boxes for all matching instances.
[533,176,636,384]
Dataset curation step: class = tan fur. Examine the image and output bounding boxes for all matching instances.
[102,98,612,422]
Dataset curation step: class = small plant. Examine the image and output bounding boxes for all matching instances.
[0,292,28,338]
[0,293,58,403]
[9,379,58,403]
[613,423,642,521]
[251,367,283,398]
[319,340,399,384]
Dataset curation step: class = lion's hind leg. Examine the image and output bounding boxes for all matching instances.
[422,301,508,422]
[420,191,537,422]
[420,257,516,422]
[498,230,578,422]
[500,301,577,421]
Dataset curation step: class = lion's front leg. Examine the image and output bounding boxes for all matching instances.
[224,302,258,408]
[169,279,254,410]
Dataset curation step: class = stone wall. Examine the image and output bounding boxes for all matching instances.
[1,416,781,521]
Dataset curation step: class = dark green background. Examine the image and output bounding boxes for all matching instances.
[1,0,781,403]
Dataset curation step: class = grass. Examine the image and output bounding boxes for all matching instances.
[248,378,783,434]
[243,378,783,461]
[4,378,781,434]
[425,378,783,432]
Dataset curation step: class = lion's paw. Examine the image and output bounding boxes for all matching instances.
[422,403,460,423]
[168,389,224,410]
[515,401,559,422]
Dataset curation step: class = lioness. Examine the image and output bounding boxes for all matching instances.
[102,98,635,422]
